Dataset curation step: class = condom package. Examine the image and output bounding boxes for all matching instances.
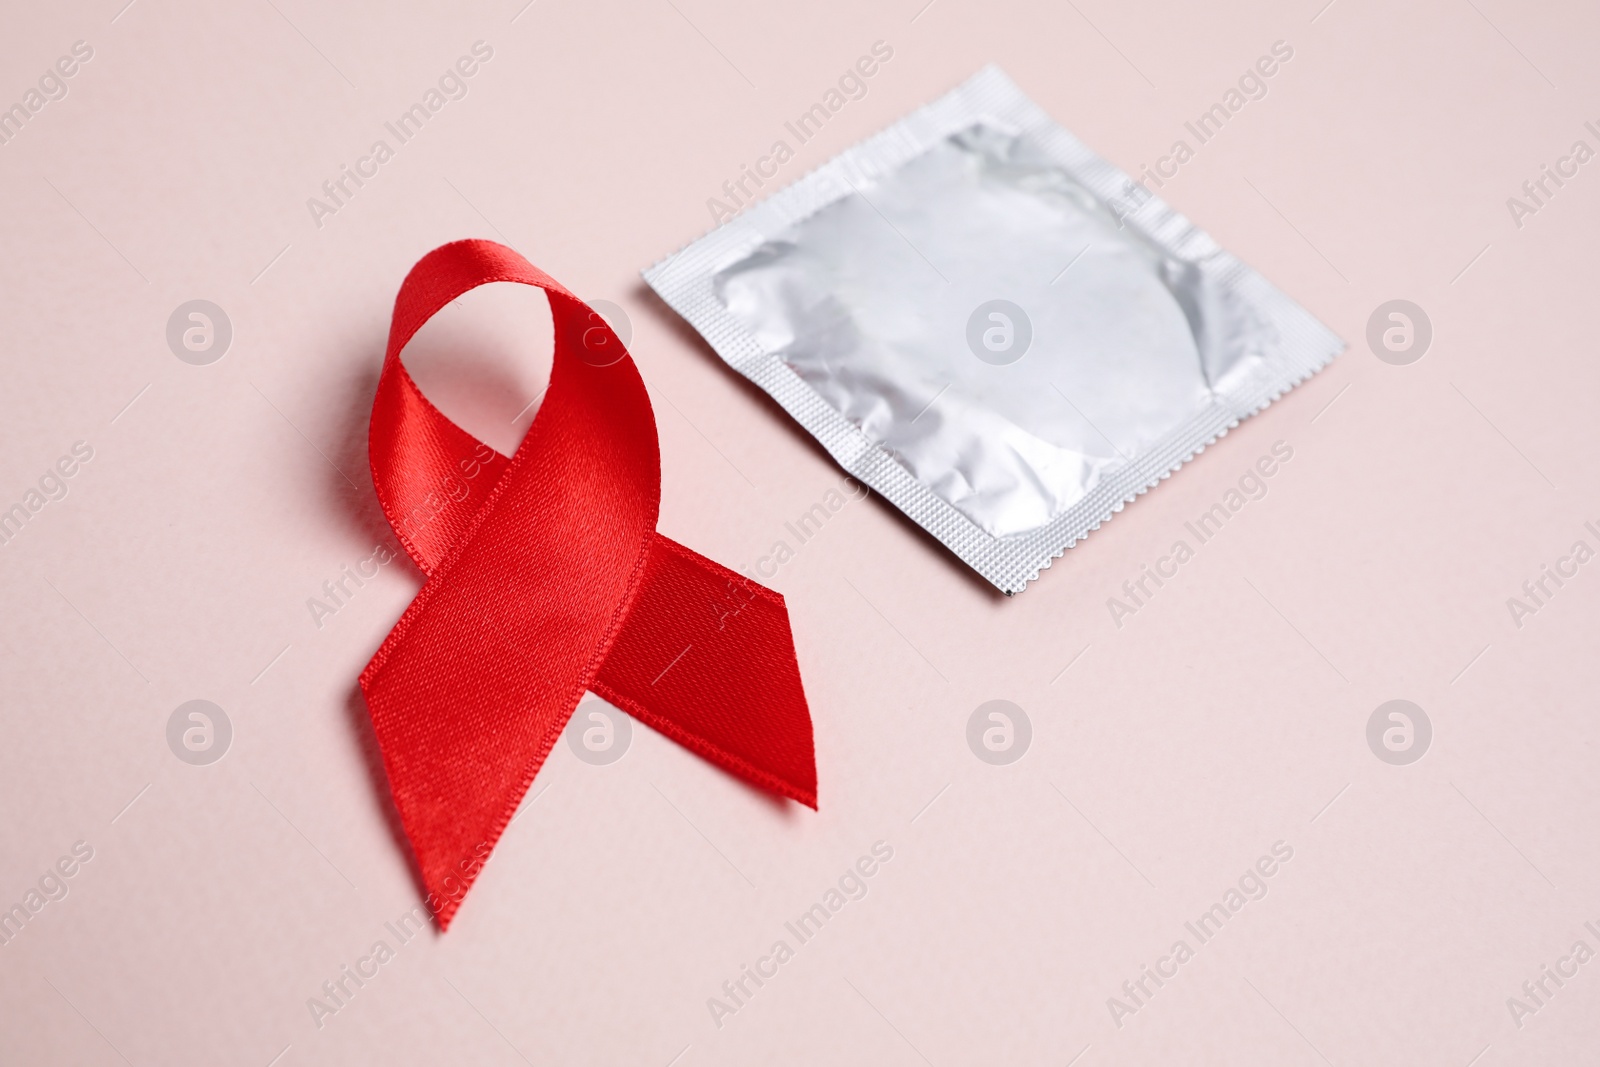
[644,67,1343,593]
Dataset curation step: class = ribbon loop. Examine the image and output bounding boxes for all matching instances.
[360,240,817,928]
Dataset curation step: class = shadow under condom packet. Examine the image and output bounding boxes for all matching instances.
[644,66,1344,593]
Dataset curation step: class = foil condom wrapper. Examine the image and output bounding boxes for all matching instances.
[644,66,1343,594]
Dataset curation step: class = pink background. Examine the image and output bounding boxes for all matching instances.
[3,0,1599,1064]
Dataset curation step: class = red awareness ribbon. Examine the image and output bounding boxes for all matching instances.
[360,239,818,929]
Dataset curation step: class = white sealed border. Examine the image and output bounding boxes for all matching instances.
[643,65,1344,594]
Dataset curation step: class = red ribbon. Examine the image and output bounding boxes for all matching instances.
[360,239,818,928]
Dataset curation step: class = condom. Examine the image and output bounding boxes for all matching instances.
[645,67,1342,593]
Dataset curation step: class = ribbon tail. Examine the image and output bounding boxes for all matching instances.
[594,533,819,808]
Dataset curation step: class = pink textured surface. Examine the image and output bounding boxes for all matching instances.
[2,1,1598,1064]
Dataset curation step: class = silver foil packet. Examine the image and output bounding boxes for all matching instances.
[644,67,1343,593]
